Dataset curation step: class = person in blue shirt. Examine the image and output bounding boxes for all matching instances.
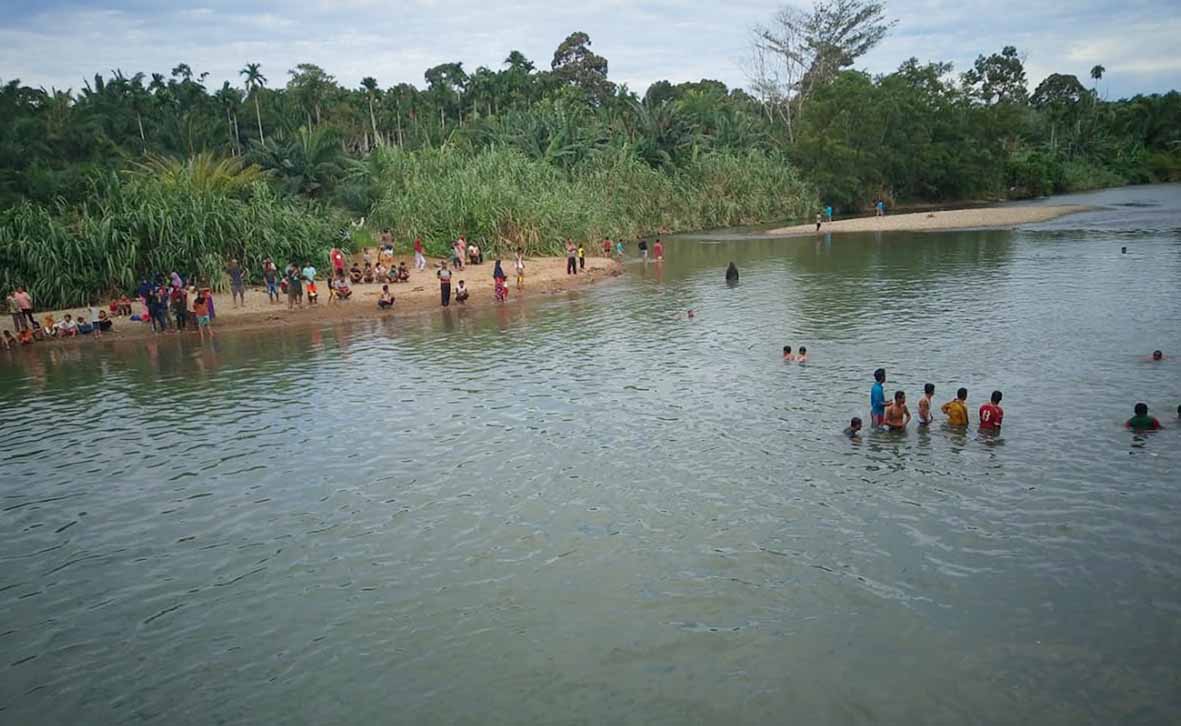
[870,368,887,427]
[824,205,833,222]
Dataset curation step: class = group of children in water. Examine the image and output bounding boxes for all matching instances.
[834,361,1173,438]
[845,367,1007,437]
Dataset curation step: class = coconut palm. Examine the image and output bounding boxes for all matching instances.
[241,62,267,144]
[360,77,383,148]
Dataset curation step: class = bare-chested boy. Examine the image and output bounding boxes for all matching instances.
[917,383,934,425]
[883,390,911,431]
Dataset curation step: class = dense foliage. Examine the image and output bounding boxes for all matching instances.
[2,8,1180,306]
[0,159,342,307]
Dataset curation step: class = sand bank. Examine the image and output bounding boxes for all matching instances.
[8,255,621,344]
[766,205,1089,237]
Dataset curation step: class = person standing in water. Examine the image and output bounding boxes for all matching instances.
[725,262,739,283]
[870,368,887,428]
[941,387,969,426]
[653,239,664,262]
[638,238,649,261]
[979,390,1004,431]
[884,391,911,430]
[815,213,822,231]
[918,383,935,425]
[1126,403,1163,431]
[515,248,525,289]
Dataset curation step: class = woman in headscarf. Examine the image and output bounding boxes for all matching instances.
[170,272,183,290]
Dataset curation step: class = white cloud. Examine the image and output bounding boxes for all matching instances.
[0,1,1176,98]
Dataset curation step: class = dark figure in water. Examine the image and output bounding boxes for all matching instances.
[725,262,739,283]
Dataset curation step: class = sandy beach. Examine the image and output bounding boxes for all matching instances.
[8,255,621,344]
[766,204,1089,237]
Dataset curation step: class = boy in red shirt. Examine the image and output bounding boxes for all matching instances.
[979,390,1004,430]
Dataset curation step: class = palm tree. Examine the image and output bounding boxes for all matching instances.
[360,77,382,148]
[240,63,267,144]
[1090,65,1105,84]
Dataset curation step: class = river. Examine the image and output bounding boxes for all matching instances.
[2,184,1179,725]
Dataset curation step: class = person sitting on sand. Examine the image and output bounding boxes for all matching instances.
[56,314,78,337]
[42,314,56,334]
[468,242,481,265]
[725,262,739,283]
[783,345,794,361]
[76,315,94,335]
[373,262,387,283]
[362,262,375,284]
[396,262,410,282]
[18,328,33,345]
[378,285,395,310]
[1125,403,1162,431]
[979,391,1004,431]
[96,310,113,332]
[796,346,808,363]
[844,417,862,438]
[941,387,969,426]
[350,264,363,284]
[883,390,911,431]
[332,273,352,301]
[455,280,469,304]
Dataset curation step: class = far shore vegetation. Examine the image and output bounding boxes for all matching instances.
[3,0,1180,308]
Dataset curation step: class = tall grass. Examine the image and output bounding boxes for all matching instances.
[368,145,815,256]
[0,173,344,309]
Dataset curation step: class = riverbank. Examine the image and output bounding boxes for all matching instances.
[5,255,621,344]
[765,204,1089,236]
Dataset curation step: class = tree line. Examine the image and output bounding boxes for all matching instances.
[2,1,1180,308]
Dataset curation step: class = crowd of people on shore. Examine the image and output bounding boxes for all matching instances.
[4,287,121,348]
[3,232,659,346]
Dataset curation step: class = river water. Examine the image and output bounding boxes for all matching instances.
[2,185,1179,725]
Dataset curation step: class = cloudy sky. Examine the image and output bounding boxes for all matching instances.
[2,0,1179,99]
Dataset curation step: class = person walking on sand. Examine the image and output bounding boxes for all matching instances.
[286,266,303,310]
[263,258,279,304]
[329,247,346,279]
[816,213,823,232]
[414,238,427,271]
[226,258,246,308]
[566,240,577,275]
[13,287,34,329]
[825,204,833,222]
[577,242,586,271]
[437,261,453,307]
